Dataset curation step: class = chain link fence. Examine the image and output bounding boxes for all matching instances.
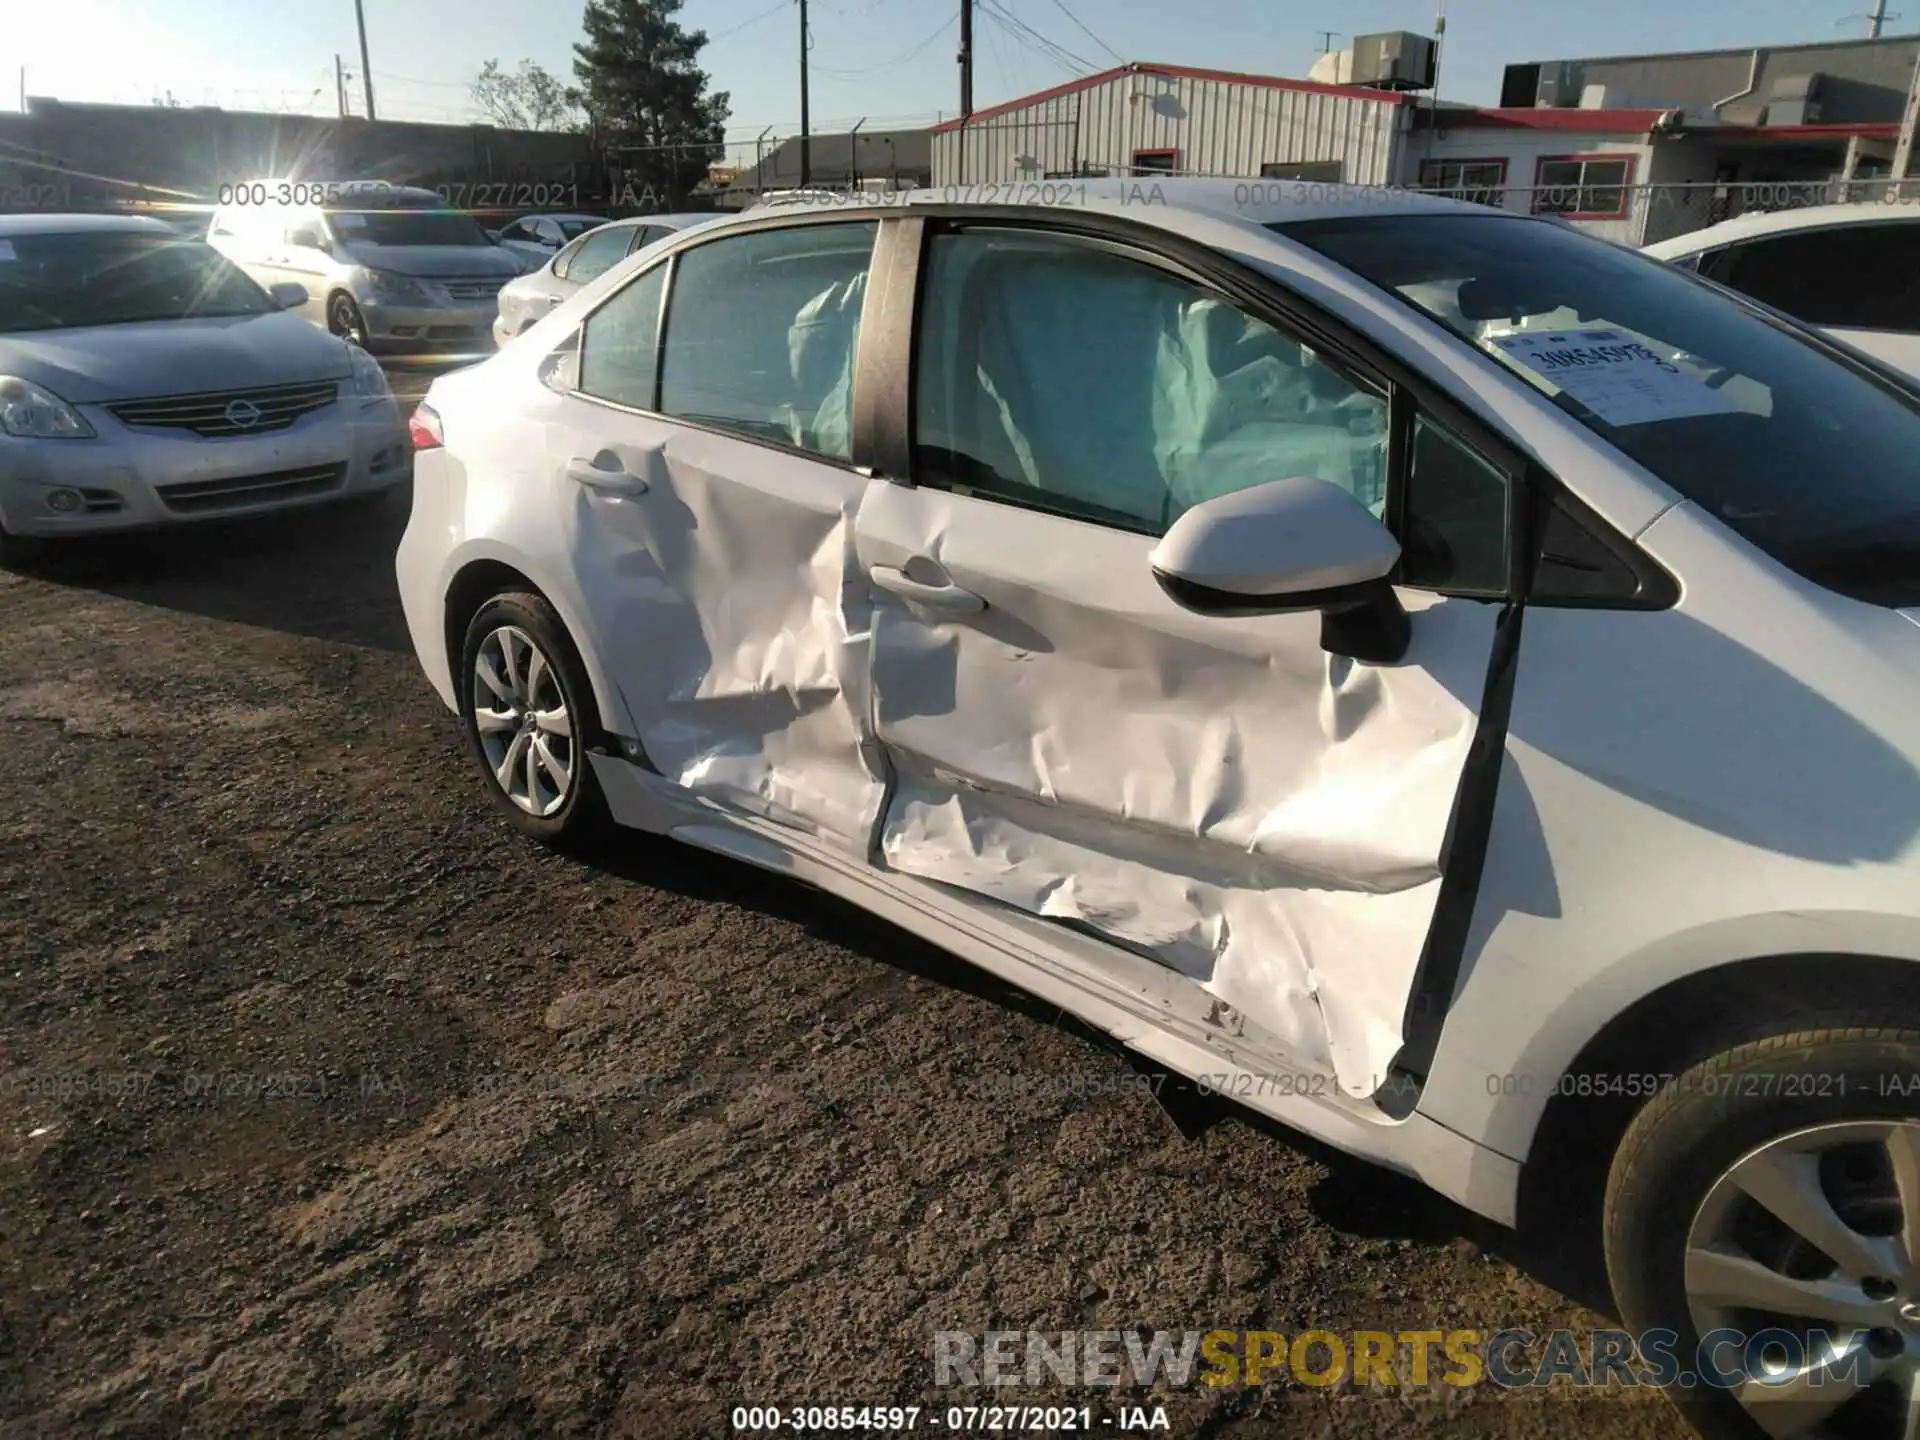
[1402,176,1920,246]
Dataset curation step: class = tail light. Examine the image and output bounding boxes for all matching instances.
[408,402,443,450]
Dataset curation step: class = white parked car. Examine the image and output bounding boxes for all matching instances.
[0,213,408,556]
[490,213,716,348]
[207,181,523,353]
[490,212,608,268]
[398,181,1920,1438]
[1645,202,1920,381]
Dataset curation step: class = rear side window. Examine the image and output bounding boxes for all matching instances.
[579,264,666,410]
[558,225,632,284]
[657,222,876,460]
[1704,222,1920,331]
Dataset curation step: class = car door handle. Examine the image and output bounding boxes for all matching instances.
[566,455,647,497]
[868,565,985,614]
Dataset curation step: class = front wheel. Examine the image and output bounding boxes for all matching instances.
[1605,1025,1920,1439]
[458,592,609,846]
[328,293,369,348]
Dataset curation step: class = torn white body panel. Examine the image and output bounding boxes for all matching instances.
[854,479,1499,1095]
[558,418,884,848]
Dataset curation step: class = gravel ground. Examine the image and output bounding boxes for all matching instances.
[0,360,1697,1439]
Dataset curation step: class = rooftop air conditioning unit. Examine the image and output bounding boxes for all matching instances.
[1535,60,1583,108]
[1762,72,1825,126]
[1350,31,1438,92]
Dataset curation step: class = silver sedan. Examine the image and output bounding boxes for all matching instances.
[491,212,720,347]
[0,213,410,554]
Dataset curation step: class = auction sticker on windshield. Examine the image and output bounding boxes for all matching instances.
[1488,327,1737,427]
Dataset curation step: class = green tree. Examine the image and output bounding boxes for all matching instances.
[472,59,585,132]
[573,0,729,203]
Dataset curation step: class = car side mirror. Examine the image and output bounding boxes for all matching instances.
[267,281,309,310]
[289,225,326,250]
[1149,475,1411,663]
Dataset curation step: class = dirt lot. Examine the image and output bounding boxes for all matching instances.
[0,364,1696,1438]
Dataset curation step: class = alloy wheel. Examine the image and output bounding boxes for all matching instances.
[1685,1119,1920,1437]
[329,296,368,348]
[471,625,574,818]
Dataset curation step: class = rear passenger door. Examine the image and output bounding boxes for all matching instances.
[548,218,889,851]
[1702,220,1920,377]
[852,219,1516,1097]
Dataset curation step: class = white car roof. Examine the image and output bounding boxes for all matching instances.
[736,176,1504,232]
[0,211,175,237]
[1644,201,1917,259]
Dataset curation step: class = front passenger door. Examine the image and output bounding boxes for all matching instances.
[854,223,1514,1096]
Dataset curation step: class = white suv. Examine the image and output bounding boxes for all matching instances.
[206,180,524,353]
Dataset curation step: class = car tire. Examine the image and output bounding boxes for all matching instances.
[1604,1023,1920,1439]
[0,523,46,571]
[328,293,370,348]
[458,591,610,847]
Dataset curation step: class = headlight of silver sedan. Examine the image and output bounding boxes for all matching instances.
[0,376,94,438]
[344,342,392,399]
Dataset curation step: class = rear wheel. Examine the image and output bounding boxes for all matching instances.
[458,592,609,846]
[1605,1025,1920,1439]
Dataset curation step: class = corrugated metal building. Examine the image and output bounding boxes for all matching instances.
[931,63,1417,187]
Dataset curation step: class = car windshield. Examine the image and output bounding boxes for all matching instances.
[0,231,273,333]
[1278,213,1920,608]
[326,208,493,247]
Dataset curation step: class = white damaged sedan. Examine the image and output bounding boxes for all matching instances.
[0,212,409,554]
[398,181,1920,1437]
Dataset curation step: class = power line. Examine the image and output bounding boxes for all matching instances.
[373,71,476,90]
[977,0,1092,75]
[813,16,956,78]
[1045,0,1123,64]
[708,0,793,43]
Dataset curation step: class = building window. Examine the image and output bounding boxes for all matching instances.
[1130,149,1178,176]
[1260,160,1344,182]
[1418,158,1507,207]
[1531,155,1634,220]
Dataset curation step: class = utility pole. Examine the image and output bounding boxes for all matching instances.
[798,0,811,186]
[1894,43,1920,191]
[1315,30,1340,53]
[353,0,376,120]
[1870,0,1890,37]
[958,0,974,181]
[335,55,347,118]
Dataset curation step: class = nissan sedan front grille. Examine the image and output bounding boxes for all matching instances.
[108,381,339,438]
[157,462,348,515]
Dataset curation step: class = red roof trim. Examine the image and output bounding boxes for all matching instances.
[1426,107,1672,132]
[1709,121,1900,140]
[932,62,1413,132]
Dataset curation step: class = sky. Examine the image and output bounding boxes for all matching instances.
[10,0,1913,167]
